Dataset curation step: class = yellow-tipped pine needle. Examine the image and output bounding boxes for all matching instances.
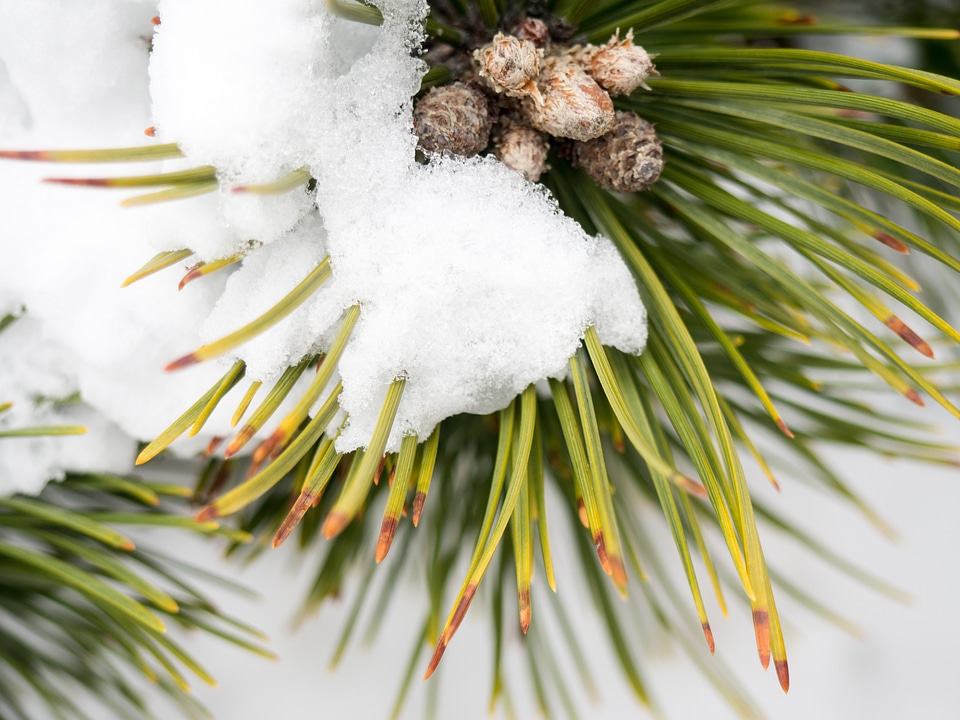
[0,143,183,163]
[33,532,180,610]
[570,349,628,592]
[322,377,405,539]
[576,495,588,527]
[196,382,341,521]
[166,257,331,370]
[549,378,607,574]
[0,543,167,635]
[848,341,926,408]
[231,168,311,194]
[659,262,794,437]
[179,252,245,291]
[121,249,193,287]
[254,305,360,463]
[582,184,791,631]
[81,472,161,506]
[121,180,219,207]
[231,381,262,427]
[657,475,716,652]
[0,425,87,438]
[528,416,555,592]
[612,351,715,650]
[510,453,534,633]
[376,434,418,563]
[190,360,245,437]
[0,497,135,551]
[137,362,246,464]
[461,402,516,587]
[45,165,216,188]
[225,357,312,457]
[718,396,780,491]
[412,424,440,527]
[581,331,704,497]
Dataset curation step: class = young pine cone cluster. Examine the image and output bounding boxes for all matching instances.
[413,21,663,191]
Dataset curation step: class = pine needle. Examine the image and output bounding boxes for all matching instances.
[231,168,311,194]
[0,144,183,163]
[166,258,332,370]
[322,378,406,539]
[122,249,194,287]
[225,356,313,457]
[44,165,216,189]
[196,382,342,520]
[425,386,536,680]
[136,362,246,464]
[120,180,219,207]
[412,424,440,527]
[179,252,245,291]
[376,434,418,562]
[570,348,628,592]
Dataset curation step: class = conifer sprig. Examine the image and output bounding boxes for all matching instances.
[0,475,268,720]
[2,0,959,716]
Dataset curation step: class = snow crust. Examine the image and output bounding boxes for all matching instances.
[0,0,647,493]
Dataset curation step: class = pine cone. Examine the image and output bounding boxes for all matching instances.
[413,82,494,158]
[580,29,656,96]
[573,110,663,192]
[473,32,543,99]
[512,18,551,50]
[492,123,550,182]
[521,56,615,142]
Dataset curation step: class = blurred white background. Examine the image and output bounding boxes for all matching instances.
[162,411,960,720]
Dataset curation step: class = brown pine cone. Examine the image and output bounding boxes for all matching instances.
[521,56,615,142]
[492,123,550,182]
[512,18,551,50]
[413,82,494,158]
[573,111,663,192]
[580,29,656,97]
[473,32,543,99]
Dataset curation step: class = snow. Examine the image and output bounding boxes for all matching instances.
[0,1,241,491]
[319,155,647,452]
[0,0,647,492]
[0,304,136,495]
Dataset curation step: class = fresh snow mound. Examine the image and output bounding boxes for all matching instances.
[325,155,647,452]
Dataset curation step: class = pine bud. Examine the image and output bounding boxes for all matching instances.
[521,56,615,142]
[473,33,543,100]
[413,82,493,158]
[573,111,663,192]
[582,29,656,96]
[493,123,550,182]
[512,18,551,50]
